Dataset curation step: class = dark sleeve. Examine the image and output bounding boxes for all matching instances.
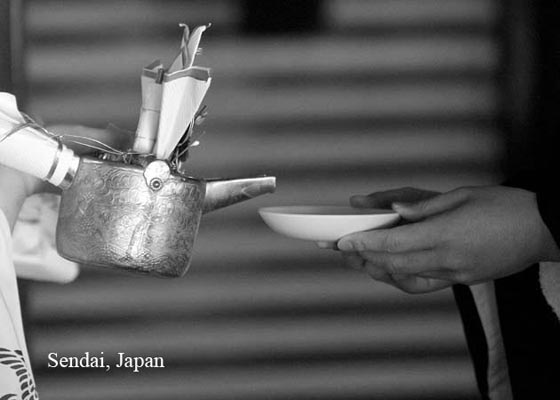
[505,171,560,248]
[536,187,560,248]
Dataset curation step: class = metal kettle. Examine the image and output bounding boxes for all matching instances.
[56,156,275,277]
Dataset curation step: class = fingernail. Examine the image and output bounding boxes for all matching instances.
[337,239,354,251]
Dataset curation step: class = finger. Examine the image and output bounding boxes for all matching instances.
[341,252,366,271]
[350,187,439,209]
[338,223,436,253]
[388,275,452,294]
[416,270,475,285]
[359,250,445,275]
[342,253,396,284]
[392,187,470,222]
[390,273,414,281]
[363,263,451,293]
[364,262,394,284]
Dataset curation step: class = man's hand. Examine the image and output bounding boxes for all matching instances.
[338,186,560,293]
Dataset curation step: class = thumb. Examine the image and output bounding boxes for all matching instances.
[392,188,470,222]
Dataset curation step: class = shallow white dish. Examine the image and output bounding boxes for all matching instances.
[258,206,400,248]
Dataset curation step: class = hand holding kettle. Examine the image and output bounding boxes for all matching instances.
[0,124,132,230]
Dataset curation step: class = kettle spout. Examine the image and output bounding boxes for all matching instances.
[203,176,276,213]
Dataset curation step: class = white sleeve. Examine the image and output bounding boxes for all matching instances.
[13,194,79,283]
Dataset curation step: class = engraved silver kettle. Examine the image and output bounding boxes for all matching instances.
[56,156,275,277]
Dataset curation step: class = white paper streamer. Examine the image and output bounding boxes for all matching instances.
[133,61,164,154]
[168,24,208,72]
[134,24,212,159]
[154,69,211,159]
[13,194,79,283]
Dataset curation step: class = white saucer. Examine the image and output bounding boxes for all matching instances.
[258,206,400,248]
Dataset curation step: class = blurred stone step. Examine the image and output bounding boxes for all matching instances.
[327,0,496,30]
[27,0,237,42]
[28,269,454,321]
[28,79,497,127]
[31,313,466,360]
[27,35,497,83]
[34,359,477,400]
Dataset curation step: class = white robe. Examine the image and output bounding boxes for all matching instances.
[0,210,38,399]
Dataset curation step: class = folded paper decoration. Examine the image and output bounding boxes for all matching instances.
[133,24,212,159]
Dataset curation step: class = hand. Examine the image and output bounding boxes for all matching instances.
[338,186,560,293]
[341,187,451,293]
[19,124,132,196]
[0,124,132,229]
